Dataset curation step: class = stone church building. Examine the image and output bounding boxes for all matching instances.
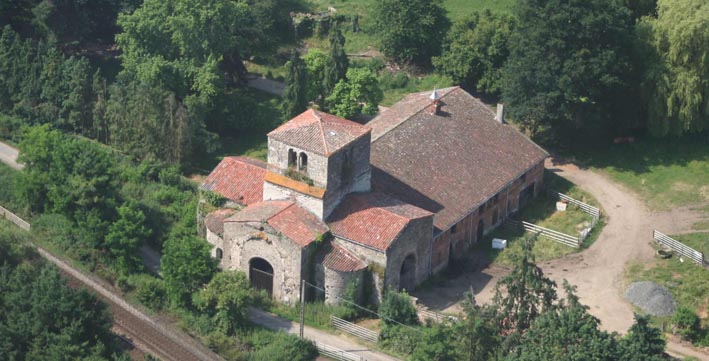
[200,87,548,304]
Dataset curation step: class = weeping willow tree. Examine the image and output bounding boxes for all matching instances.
[640,0,709,136]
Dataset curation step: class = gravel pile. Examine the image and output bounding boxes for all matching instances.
[625,281,676,316]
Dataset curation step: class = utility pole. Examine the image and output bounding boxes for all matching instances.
[300,279,306,339]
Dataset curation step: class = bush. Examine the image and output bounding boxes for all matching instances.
[672,306,701,341]
[379,324,423,355]
[129,274,166,310]
[244,329,318,361]
[379,289,420,326]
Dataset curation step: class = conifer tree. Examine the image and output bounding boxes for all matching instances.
[323,27,349,99]
[282,50,308,119]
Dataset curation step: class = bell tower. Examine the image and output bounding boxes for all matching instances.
[262,109,372,220]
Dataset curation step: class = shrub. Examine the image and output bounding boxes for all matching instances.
[672,306,701,341]
[379,324,422,355]
[379,289,420,326]
[130,274,166,310]
[244,329,318,361]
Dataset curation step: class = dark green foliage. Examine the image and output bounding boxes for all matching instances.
[458,293,500,361]
[638,0,709,136]
[282,50,308,119]
[379,289,420,327]
[506,282,620,360]
[372,0,450,66]
[161,235,216,307]
[379,324,422,355]
[618,314,665,361]
[672,306,702,342]
[326,68,383,119]
[492,235,556,334]
[105,201,151,274]
[0,263,124,360]
[624,0,657,19]
[410,323,461,361]
[433,11,515,97]
[130,274,167,310]
[0,26,96,135]
[193,271,253,335]
[323,27,349,98]
[243,329,318,361]
[502,0,636,141]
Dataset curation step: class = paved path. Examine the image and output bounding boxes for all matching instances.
[251,308,399,361]
[0,141,22,170]
[246,74,284,96]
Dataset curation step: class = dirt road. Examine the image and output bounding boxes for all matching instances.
[0,141,22,170]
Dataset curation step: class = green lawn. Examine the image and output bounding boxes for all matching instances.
[486,171,604,265]
[570,135,709,210]
[626,233,709,319]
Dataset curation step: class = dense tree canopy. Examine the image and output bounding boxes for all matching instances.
[372,0,450,66]
[193,271,253,335]
[282,50,308,119]
[639,0,709,136]
[502,0,636,141]
[326,68,382,120]
[433,11,515,98]
[161,235,216,306]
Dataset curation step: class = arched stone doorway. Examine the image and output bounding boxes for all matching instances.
[249,257,274,296]
[399,254,416,291]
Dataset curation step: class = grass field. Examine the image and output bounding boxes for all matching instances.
[626,233,709,323]
[485,171,604,265]
[570,135,709,210]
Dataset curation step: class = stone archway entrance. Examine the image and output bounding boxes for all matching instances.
[249,258,274,296]
[399,254,416,291]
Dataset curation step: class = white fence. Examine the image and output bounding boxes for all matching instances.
[331,315,379,344]
[417,308,458,323]
[0,205,30,230]
[552,192,601,219]
[653,230,705,265]
[505,219,580,248]
[315,341,365,361]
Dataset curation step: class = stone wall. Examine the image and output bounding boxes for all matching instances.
[205,228,226,264]
[268,138,329,186]
[385,216,434,291]
[315,265,364,305]
[223,220,307,303]
[263,181,324,218]
[334,237,387,304]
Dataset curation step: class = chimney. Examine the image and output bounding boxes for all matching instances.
[430,88,442,115]
[495,103,505,123]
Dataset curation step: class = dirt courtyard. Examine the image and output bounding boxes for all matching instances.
[413,158,708,335]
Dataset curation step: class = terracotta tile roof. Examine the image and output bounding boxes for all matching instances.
[319,242,366,272]
[200,157,266,205]
[205,209,237,237]
[225,201,328,248]
[268,109,371,156]
[328,192,433,251]
[368,87,549,232]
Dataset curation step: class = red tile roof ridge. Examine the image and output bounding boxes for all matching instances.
[321,242,366,272]
[370,86,461,142]
[224,200,294,223]
[313,110,330,154]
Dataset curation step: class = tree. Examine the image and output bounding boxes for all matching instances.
[193,271,253,335]
[671,306,702,342]
[624,0,657,19]
[105,201,151,274]
[303,48,328,102]
[325,68,383,119]
[161,235,216,306]
[618,314,665,361]
[492,235,556,334]
[410,323,462,361]
[372,0,450,66]
[323,27,349,98]
[282,50,308,119]
[638,0,709,136]
[0,263,124,360]
[379,289,420,326]
[433,11,515,98]
[507,282,620,361]
[502,0,636,141]
[458,292,500,361]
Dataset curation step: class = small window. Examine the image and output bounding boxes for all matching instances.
[451,224,458,234]
[299,152,308,171]
[216,248,223,260]
[288,149,297,168]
